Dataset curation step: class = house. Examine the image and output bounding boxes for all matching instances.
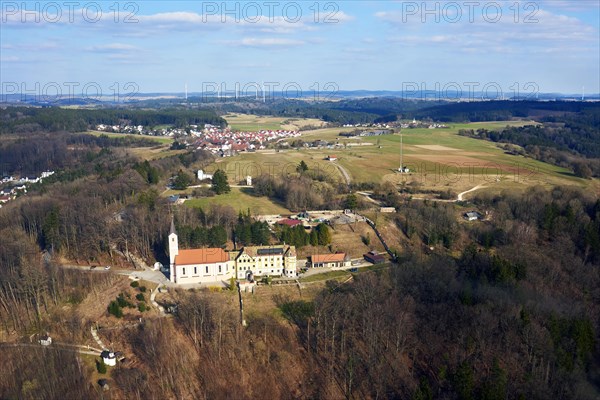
[197,170,213,181]
[464,211,482,221]
[326,155,338,161]
[380,207,395,213]
[363,251,386,264]
[246,176,252,186]
[277,218,303,228]
[169,221,233,284]
[101,350,117,367]
[308,253,351,268]
[233,245,297,280]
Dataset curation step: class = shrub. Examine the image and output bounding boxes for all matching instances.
[139,286,147,293]
[96,359,107,374]
[361,234,371,246]
[135,293,145,302]
[130,281,139,288]
[138,302,147,312]
[107,301,123,318]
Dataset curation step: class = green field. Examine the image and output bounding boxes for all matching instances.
[185,187,291,215]
[205,120,593,196]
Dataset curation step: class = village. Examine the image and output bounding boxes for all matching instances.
[96,123,301,156]
[0,170,55,208]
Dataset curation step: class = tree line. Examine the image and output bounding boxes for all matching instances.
[0,107,226,134]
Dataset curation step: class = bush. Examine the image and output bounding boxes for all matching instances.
[116,293,128,308]
[107,301,123,318]
[135,293,145,302]
[96,359,107,374]
[361,234,371,246]
[138,302,147,312]
[130,281,139,288]
[115,293,135,309]
[139,286,147,293]
[261,276,272,285]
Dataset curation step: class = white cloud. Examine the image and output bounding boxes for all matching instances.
[87,43,139,52]
[378,8,599,54]
[237,37,306,47]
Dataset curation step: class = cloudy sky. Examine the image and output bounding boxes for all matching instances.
[1,1,599,96]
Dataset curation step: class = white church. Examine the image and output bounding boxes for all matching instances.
[168,221,297,285]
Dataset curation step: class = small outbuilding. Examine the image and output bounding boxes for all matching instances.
[39,334,52,346]
[101,350,117,367]
[363,251,386,264]
[464,211,483,221]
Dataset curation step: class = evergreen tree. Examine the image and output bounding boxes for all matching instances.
[310,229,319,246]
[297,160,308,173]
[173,170,192,190]
[316,223,332,246]
[208,225,227,247]
[344,193,358,210]
[212,169,231,194]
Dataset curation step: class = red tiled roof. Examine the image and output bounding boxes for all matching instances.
[277,218,303,227]
[175,248,229,265]
[311,253,347,263]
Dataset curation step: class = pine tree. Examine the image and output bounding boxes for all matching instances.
[212,169,231,194]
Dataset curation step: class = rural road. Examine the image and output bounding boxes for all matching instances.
[457,184,486,201]
[0,342,102,356]
[357,191,382,205]
[333,162,351,185]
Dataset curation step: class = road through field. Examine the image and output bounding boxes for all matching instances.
[457,184,486,201]
[333,162,351,185]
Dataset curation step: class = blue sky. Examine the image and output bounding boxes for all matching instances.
[1,1,599,96]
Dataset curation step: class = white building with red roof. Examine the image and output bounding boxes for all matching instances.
[168,220,234,284]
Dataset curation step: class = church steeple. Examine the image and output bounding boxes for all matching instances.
[170,217,176,235]
[168,218,179,283]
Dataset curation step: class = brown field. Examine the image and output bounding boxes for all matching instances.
[414,145,459,151]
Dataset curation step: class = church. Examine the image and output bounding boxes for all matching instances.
[168,221,297,285]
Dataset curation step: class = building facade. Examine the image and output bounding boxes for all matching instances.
[168,222,297,284]
[308,253,351,268]
[233,245,297,280]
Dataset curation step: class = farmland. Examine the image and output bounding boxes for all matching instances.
[205,119,593,197]
[186,187,292,215]
[224,113,326,132]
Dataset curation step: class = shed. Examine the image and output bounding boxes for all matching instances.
[464,211,482,221]
[363,251,386,264]
[39,334,52,346]
[101,350,117,367]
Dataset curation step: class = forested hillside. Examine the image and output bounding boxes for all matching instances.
[0,107,226,134]
[0,103,599,398]
[459,108,600,177]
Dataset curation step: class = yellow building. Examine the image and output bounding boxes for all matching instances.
[233,245,297,280]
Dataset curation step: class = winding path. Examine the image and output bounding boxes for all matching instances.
[457,184,486,201]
